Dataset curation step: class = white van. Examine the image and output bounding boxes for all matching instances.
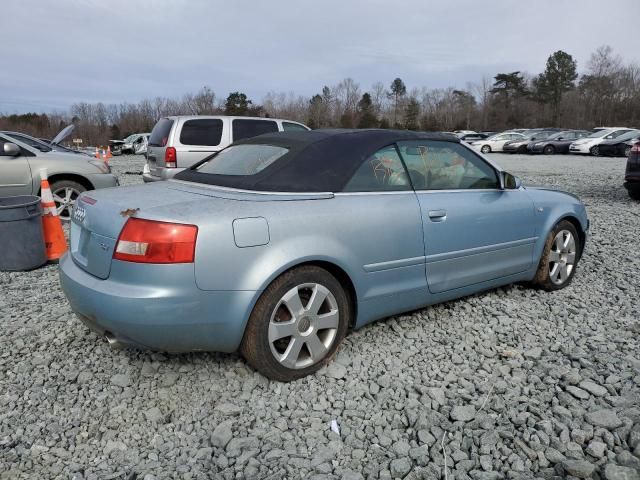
[143,116,309,182]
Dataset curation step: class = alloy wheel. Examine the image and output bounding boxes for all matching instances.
[52,186,81,221]
[268,283,339,369]
[548,230,576,285]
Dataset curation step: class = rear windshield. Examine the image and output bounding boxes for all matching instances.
[196,144,288,175]
[180,119,223,146]
[232,119,278,141]
[149,118,174,147]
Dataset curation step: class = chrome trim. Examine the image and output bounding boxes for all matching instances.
[363,255,426,272]
[425,237,538,263]
[168,179,334,198]
[414,188,503,194]
[334,190,414,196]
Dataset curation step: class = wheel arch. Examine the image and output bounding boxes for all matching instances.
[39,173,94,194]
[557,214,586,259]
[252,258,359,329]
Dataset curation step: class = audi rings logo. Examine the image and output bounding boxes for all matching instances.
[73,205,86,224]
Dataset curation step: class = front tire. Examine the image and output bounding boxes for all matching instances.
[50,180,86,221]
[533,220,581,291]
[481,145,491,154]
[590,146,600,156]
[240,266,350,381]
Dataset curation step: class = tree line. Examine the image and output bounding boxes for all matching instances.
[1,45,639,146]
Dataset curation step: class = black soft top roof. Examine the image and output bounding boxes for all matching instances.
[175,129,459,192]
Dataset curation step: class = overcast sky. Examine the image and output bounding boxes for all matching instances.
[1,0,639,113]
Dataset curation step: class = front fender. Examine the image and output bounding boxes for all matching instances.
[525,187,589,267]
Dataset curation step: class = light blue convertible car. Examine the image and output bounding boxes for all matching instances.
[60,129,589,381]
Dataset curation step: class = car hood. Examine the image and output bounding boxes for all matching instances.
[51,124,75,145]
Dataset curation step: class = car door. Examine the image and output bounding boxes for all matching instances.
[337,144,427,304]
[0,136,33,196]
[397,140,536,294]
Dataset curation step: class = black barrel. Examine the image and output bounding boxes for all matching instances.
[0,196,47,271]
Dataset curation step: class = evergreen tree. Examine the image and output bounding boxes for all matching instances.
[357,93,378,128]
[404,97,420,130]
[388,78,407,126]
[534,50,578,125]
[224,92,252,116]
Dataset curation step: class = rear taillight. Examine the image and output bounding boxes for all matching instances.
[113,218,198,264]
[631,143,640,153]
[165,147,177,168]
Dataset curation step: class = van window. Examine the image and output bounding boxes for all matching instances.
[282,122,308,132]
[180,119,223,146]
[232,119,278,141]
[149,118,174,147]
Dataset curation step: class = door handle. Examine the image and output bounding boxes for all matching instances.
[428,210,447,221]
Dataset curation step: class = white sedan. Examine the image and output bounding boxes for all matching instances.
[471,132,526,153]
[569,128,632,155]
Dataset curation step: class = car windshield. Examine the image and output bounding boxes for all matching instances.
[196,144,289,176]
[586,130,609,139]
[123,134,138,142]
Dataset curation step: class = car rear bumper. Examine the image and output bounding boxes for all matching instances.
[59,253,257,352]
[142,164,185,183]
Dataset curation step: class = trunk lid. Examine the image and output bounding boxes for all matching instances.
[70,181,333,279]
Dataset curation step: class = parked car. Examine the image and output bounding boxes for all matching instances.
[458,133,489,143]
[60,129,589,381]
[569,128,633,155]
[109,133,150,156]
[503,130,558,154]
[4,125,91,157]
[0,133,118,220]
[143,116,310,183]
[527,130,591,155]
[596,129,640,157]
[471,132,526,153]
[624,139,640,199]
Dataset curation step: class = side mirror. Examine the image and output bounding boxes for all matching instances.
[557,137,564,141]
[503,172,521,190]
[1,142,21,157]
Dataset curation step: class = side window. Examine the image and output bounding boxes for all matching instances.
[343,145,410,192]
[282,122,309,132]
[179,119,223,146]
[398,140,499,190]
[232,119,278,141]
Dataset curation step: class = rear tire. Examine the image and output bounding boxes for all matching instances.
[628,189,640,200]
[624,145,632,158]
[532,220,581,291]
[240,266,350,381]
[481,145,491,154]
[543,145,556,155]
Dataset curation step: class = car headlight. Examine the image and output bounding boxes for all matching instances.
[89,160,111,174]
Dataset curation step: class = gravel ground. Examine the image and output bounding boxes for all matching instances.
[1,153,639,480]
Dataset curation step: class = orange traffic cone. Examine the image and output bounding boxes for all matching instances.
[40,168,68,262]
[105,146,112,163]
[95,147,102,160]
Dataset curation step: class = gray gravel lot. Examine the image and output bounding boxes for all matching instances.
[1,153,639,480]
